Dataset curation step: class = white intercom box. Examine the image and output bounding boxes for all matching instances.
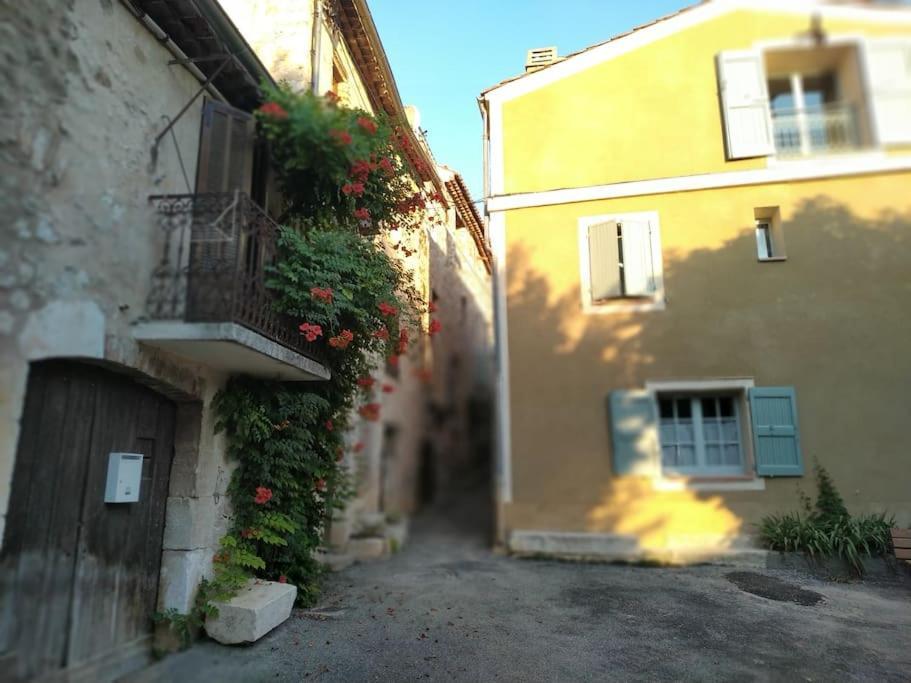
[104,453,144,503]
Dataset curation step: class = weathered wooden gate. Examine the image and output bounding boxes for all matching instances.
[0,360,177,682]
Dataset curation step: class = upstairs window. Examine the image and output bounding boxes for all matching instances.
[579,211,664,311]
[716,39,911,160]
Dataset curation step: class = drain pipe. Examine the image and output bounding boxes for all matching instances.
[310,0,323,93]
[118,0,227,103]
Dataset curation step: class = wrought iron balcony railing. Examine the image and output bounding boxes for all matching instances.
[146,192,324,363]
[771,103,862,157]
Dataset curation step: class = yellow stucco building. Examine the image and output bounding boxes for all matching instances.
[479,0,911,561]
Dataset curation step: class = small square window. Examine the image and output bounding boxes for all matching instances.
[754,207,786,262]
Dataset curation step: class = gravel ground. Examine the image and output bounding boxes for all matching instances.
[130,488,911,682]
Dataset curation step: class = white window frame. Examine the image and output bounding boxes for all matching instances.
[578,211,665,314]
[645,378,765,491]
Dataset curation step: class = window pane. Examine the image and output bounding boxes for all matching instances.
[677,445,697,466]
[660,422,676,445]
[676,419,695,444]
[661,446,677,467]
[722,419,739,442]
[705,444,723,466]
[703,420,720,443]
[719,397,734,418]
[724,444,742,466]
[701,398,717,418]
[676,398,691,419]
[659,399,674,419]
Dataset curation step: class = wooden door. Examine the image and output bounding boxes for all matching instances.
[0,361,176,682]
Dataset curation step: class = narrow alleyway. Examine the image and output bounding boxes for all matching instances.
[129,481,911,682]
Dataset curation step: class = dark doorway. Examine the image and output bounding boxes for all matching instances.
[0,360,177,682]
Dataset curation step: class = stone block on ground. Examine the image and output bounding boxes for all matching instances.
[328,517,352,550]
[348,536,387,561]
[385,518,409,553]
[204,579,296,645]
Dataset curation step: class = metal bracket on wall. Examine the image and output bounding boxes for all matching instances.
[150,53,235,164]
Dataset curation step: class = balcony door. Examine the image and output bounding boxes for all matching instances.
[188,100,257,322]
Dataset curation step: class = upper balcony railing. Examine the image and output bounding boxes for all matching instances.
[771,103,863,157]
[146,192,324,363]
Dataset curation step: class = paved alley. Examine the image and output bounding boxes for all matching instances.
[128,483,911,683]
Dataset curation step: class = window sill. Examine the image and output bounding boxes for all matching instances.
[765,149,884,169]
[651,476,766,492]
[757,256,787,263]
[583,298,666,315]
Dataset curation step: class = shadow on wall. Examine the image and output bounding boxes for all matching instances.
[506,196,911,556]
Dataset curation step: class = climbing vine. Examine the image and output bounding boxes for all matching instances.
[158,84,442,644]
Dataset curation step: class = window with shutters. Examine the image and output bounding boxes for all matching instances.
[578,211,664,313]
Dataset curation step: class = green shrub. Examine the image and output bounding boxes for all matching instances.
[758,464,894,574]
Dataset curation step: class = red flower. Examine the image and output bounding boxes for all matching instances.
[428,319,442,336]
[324,90,340,104]
[315,478,327,492]
[353,441,365,453]
[278,574,288,584]
[379,157,394,174]
[378,301,398,317]
[357,116,378,134]
[330,129,352,145]
[387,354,400,368]
[254,486,273,505]
[350,182,365,196]
[325,419,334,432]
[382,383,395,394]
[350,160,372,180]
[310,286,333,303]
[397,328,409,354]
[342,183,354,195]
[429,301,438,313]
[415,367,433,383]
[328,329,354,349]
[358,403,381,421]
[258,101,288,120]
[240,528,255,539]
[336,446,344,462]
[372,327,390,340]
[299,322,323,342]
[354,207,370,220]
[357,376,375,388]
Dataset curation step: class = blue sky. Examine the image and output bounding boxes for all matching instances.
[371,0,691,199]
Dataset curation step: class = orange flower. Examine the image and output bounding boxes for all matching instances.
[254,486,273,505]
[328,329,354,349]
[378,301,398,317]
[372,327,390,341]
[310,286,333,303]
[354,207,370,220]
[358,403,381,421]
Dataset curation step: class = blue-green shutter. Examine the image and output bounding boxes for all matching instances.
[608,390,660,476]
[748,386,804,476]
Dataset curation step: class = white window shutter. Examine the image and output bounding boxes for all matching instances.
[864,39,911,145]
[588,221,621,301]
[620,220,655,297]
[716,50,774,159]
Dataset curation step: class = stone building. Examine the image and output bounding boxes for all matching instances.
[0,0,491,680]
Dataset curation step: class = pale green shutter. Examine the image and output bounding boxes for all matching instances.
[588,221,621,301]
[748,386,804,476]
[619,219,655,297]
[608,390,660,476]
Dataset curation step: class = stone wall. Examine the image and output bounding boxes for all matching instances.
[0,0,235,611]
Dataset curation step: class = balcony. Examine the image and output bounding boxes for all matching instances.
[771,103,863,157]
[134,192,329,381]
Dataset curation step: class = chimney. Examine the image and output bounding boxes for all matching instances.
[525,46,559,72]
